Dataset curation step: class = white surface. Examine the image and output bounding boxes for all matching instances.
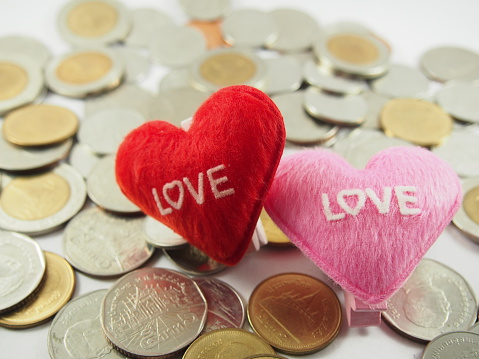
[1,0,479,358]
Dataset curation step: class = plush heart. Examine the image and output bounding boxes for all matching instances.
[115,85,285,265]
[264,147,461,304]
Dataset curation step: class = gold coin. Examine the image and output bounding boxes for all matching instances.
[183,328,276,358]
[188,20,230,50]
[247,273,342,355]
[56,52,113,85]
[0,172,70,221]
[464,186,479,225]
[200,52,257,86]
[3,104,79,146]
[67,1,118,38]
[0,251,75,329]
[0,61,28,101]
[380,98,453,147]
[327,33,379,65]
[260,209,291,246]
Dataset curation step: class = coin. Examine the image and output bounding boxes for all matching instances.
[101,267,208,358]
[163,243,227,276]
[0,163,86,235]
[452,177,479,241]
[125,8,175,48]
[86,155,141,214]
[420,46,479,82]
[436,81,479,123]
[247,273,342,354]
[380,98,453,147]
[0,230,45,314]
[383,258,477,343]
[144,215,188,248]
[244,356,288,359]
[359,90,389,129]
[57,0,131,46]
[469,322,479,334]
[260,209,291,246]
[48,289,126,359]
[179,0,231,21]
[370,64,430,99]
[0,51,44,115]
[114,47,150,84]
[63,206,154,277]
[0,35,51,69]
[159,68,194,92]
[263,57,302,95]
[45,47,124,98]
[68,142,101,178]
[421,331,479,359]
[188,20,230,49]
[182,328,276,358]
[2,104,78,146]
[0,251,75,328]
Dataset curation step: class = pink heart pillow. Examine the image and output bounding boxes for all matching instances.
[264,147,461,304]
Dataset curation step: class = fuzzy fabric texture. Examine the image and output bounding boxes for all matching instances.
[264,147,462,305]
[116,85,285,265]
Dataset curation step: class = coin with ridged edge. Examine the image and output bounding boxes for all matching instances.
[421,331,479,359]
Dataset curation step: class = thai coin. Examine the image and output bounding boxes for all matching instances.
[0,230,45,314]
[469,322,479,334]
[421,331,479,359]
[78,108,145,155]
[452,177,479,241]
[436,81,479,123]
[159,68,194,92]
[194,277,245,334]
[247,273,342,355]
[179,0,231,21]
[86,155,141,214]
[263,57,302,95]
[57,0,131,46]
[68,142,102,179]
[359,90,389,129]
[0,251,75,328]
[260,209,291,247]
[370,64,430,99]
[163,243,226,276]
[271,91,338,145]
[383,258,477,343]
[431,129,479,178]
[144,215,188,248]
[0,51,44,115]
[183,328,276,359]
[0,163,86,235]
[188,19,230,50]
[0,35,51,69]
[125,8,175,48]
[2,104,78,146]
[48,289,127,359]
[244,356,288,359]
[101,267,208,358]
[420,46,479,82]
[380,98,453,147]
[114,47,150,83]
[45,47,124,98]
[63,206,154,277]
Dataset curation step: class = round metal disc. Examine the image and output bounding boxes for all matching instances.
[371,64,430,98]
[0,35,51,69]
[436,80,479,123]
[125,8,175,47]
[452,177,479,241]
[179,0,231,21]
[263,56,302,95]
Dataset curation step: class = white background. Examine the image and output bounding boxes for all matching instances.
[1,0,479,358]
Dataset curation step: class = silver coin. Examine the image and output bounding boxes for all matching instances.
[57,0,131,47]
[303,59,367,95]
[63,206,154,277]
[263,56,302,95]
[68,142,102,179]
[304,86,368,126]
[0,230,45,314]
[0,163,86,235]
[283,51,316,66]
[421,331,479,359]
[371,64,430,99]
[149,26,207,68]
[271,90,338,145]
[84,84,154,120]
[431,129,479,178]
[0,122,73,172]
[0,35,51,69]
[144,215,188,248]
[383,258,477,343]
[313,29,390,78]
[0,51,44,115]
[45,47,124,98]
[193,277,245,334]
[78,108,145,155]
[221,9,279,48]
[359,90,389,129]
[469,322,479,334]
[149,88,209,126]
[267,8,320,53]
[101,267,208,357]
[114,47,150,84]
[436,81,479,123]
[452,177,479,241]
[179,0,231,21]
[163,244,227,276]
[86,155,141,214]
[125,8,175,48]
[159,68,194,92]
[420,46,479,82]
[48,290,127,359]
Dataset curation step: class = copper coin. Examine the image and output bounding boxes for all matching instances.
[187,20,230,49]
[247,273,342,355]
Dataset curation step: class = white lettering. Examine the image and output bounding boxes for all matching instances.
[152,187,172,215]
[183,173,204,205]
[395,186,420,215]
[337,189,366,215]
[322,193,345,221]
[206,164,235,199]
[365,187,392,214]
[163,180,184,210]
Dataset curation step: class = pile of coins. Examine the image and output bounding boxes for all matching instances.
[1,0,479,358]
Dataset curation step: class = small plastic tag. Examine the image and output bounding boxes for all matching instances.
[344,291,388,327]
[247,217,267,254]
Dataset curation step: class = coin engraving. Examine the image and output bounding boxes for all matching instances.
[0,62,28,101]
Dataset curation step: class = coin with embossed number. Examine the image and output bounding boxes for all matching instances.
[421,331,479,359]
[383,258,477,343]
[163,243,226,276]
[101,267,207,358]
[452,177,479,241]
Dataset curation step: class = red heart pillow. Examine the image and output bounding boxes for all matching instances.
[115,86,285,265]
